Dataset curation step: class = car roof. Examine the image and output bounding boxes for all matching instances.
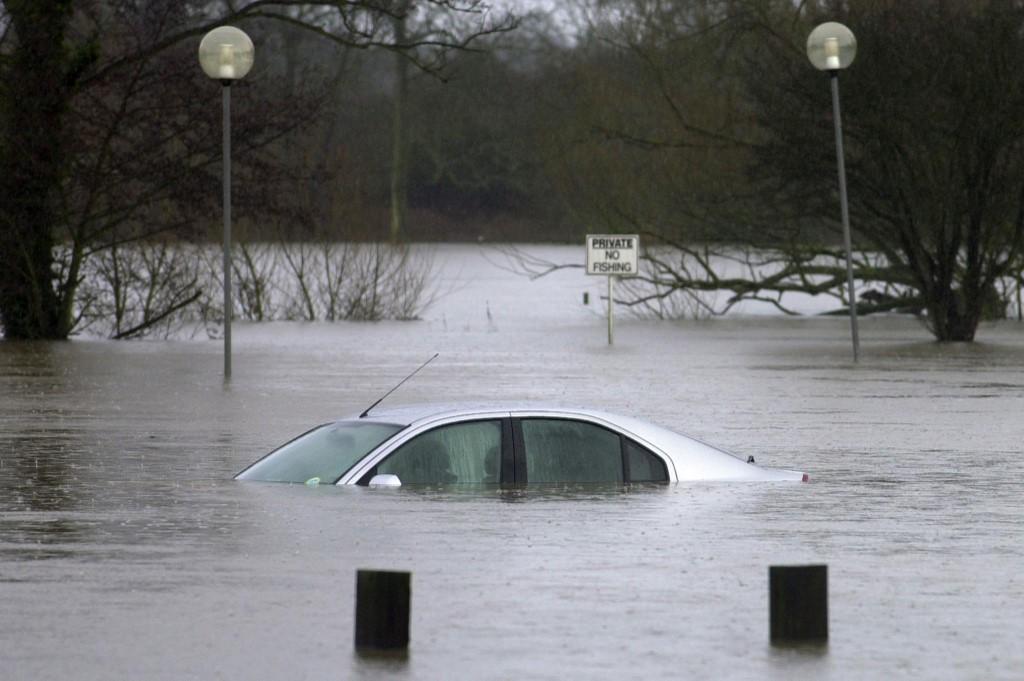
[351,402,631,428]
[348,403,697,459]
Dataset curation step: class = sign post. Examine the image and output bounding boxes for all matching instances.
[586,234,639,345]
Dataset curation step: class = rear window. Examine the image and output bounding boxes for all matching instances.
[236,421,403,484]
[624,438,668,482]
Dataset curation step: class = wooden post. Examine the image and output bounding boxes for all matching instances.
[355,569,410,651]
[770,564,828,644]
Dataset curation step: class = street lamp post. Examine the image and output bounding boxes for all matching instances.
[807,22,860,363]
[199,26,255,379]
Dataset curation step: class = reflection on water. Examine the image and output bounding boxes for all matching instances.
[2,247,1023,680]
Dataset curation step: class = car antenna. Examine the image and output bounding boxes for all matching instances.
[359,353,439,418]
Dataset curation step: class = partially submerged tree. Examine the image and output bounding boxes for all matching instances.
[742,0,1024,340]
[0,0,515,339]
[539,0,1024,341]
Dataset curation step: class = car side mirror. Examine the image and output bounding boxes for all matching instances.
[368,474,402,488]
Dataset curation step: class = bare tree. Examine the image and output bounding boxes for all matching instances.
[233,241,278,321]
[75,240,203,339]
[536,0,1024,340]
[0,0,517,339]
[742,0,1024,340]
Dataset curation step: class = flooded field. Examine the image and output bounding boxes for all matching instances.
[2,245,1023,679]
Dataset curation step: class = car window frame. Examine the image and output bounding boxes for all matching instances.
[352,416,514,486]
[510,416,668,484]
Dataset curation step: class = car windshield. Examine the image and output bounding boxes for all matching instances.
[236,421,403,484]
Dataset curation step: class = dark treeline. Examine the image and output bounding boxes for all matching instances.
[4,0,1024,341]
[253,8,584,244]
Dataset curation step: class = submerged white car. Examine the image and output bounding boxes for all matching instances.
[235,404,808,486]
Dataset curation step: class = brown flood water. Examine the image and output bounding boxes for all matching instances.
[2,245,1023,680]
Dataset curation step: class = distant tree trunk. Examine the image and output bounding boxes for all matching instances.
[0,1,83,339]
[927,282,990,342]
[389,1,412,243]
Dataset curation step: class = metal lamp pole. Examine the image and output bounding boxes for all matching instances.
[829,71,859,362]
[221,82,233,377]
[808,22,860,362]
[199,26,255,379]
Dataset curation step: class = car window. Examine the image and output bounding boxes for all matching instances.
[624,438,668,482]
[521,419,623,483]
[236,421,402,484]
[376,420,502,484]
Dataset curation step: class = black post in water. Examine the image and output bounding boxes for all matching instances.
[355,569,410,651]
[770,564,828,644]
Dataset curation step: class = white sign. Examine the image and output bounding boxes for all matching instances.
[586,234,639,275]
